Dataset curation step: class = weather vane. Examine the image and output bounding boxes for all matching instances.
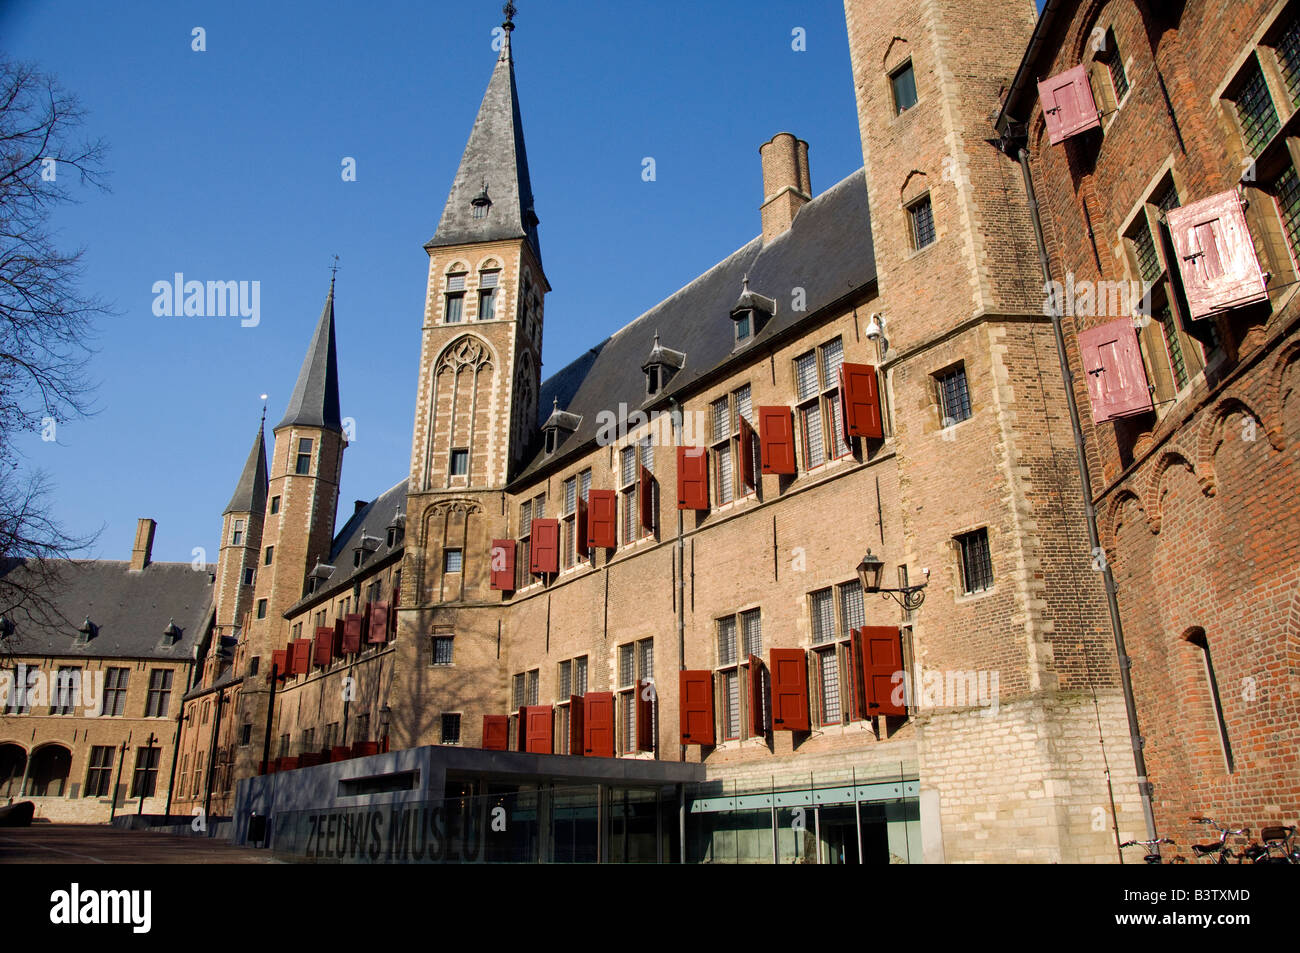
[329,254,341,289]
[503,2,516,30]
[259,393,268,427]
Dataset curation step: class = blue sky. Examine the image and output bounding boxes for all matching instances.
[3,0,954,562]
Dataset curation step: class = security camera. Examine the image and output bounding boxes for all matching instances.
[922,568,930,578]
[864,312,884,341]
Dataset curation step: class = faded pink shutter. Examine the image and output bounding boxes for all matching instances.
[1077,318,1153,422]
[1166,190,1269,319]
[1037,65,1100,145]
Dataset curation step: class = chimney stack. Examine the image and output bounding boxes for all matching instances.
[130,518,156,571]
[759,132,811,243]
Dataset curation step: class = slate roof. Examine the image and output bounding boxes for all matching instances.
[277,284,342,431]
[514,167,876,483]
[223,422,268,515]
[426,35,542,263]
[0,558,213,661]
[283,479,408,616]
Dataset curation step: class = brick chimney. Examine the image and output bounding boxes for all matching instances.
[759,132,811,243]
[130,518,156,571]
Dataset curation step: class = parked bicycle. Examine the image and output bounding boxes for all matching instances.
[1241,825,1297,864]
[1188,816,1248,864]
[1120,836,1176,864]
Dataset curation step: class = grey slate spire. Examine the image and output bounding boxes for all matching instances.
[223,420,268,515]
[276,281,342,432]
[426,5,541,262]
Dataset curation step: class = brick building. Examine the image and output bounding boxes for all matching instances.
[997,0,1300,852]
[0,520,212,822]
[180,1,1174,863]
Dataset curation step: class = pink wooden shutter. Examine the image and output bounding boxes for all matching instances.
[1166,190,1268,319]
[1037,65,1100,145]
[1077,318,1154,422]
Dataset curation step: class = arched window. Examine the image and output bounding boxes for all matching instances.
[26,744,71,797]
[0,744,26,797]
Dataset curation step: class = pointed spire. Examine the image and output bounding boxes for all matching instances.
[224,416,268,515]
[427,5,540,262]
[277,283,342,432]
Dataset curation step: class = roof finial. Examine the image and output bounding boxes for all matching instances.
[259,393,268,429]
[742,272,750,292]
[501,2,516,60]
[552,395,559,412]
[329,254,340,294]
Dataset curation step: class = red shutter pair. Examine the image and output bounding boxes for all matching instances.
[482,715,509,750]
[583,691,615,757]
[676,447,709,510]
[312,627,333,667]
[341,613,364,653]
[490,539,516,591]
[853,626,907,717]
[530,518,560,574]
[1037,64,1101,145]
[587,490,617,549]
[636,679,655,752]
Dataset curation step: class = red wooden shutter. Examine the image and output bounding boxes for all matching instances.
[482,715,509,751]
[516,707,527,752]
[576,496,589,554]
[758,407,796,474]
[568,694,585,756]
[635,679,655,752]
[747,655,765,736]
[586,490,617,548]
[1077,318,1154,422]
[523,704,554,754]
[342,614,363,653]
[639,466,655,531]
[679,670,715,745]
[849,629,869,721]
[583,692,615,757]
[861,625,906,716]
[676,447,709,509]
[332,619,345,658]
[530,518,560,573]
[738,417,756,489]
[269,649,288,683]
[313,627,333,667]
[839,362,883,439]
[1166,190,1268,318]
[292,638,312,675]
[1037,64,1100,145]
[367,601,391,643]
[490,538,516,591]
[769,648,810,731]
[282,643,296,677]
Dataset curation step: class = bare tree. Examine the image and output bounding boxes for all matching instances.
[0,57,110,648]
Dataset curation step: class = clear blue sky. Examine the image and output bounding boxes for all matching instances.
[2,1,1033,563]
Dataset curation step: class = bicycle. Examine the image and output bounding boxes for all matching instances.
[1120,836,1176,864]
[1188,816,1248,864]
[1241,825,1297,864]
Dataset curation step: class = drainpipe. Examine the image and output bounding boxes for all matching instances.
[669,397,686,767]
[1015,145,1160,847]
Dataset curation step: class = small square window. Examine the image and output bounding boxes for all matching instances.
[735,311,751,343]
[432,635,454,666]
[956,529,994,595]
[295,438,313,475]
[444,549,463,573]
[935,365,972,426]
[908,195,935,250]
[890,61,918,115]
[270,496,280,515]
[450,448,469,476]
[441,713,461,745]
[264,545,274,566]
[256,599,268,619]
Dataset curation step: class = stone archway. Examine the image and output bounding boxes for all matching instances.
[0,744,26,798]
[25,744,70,797]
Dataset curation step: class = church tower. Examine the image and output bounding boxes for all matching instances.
[392,5,546,748]
[234,282,347,775]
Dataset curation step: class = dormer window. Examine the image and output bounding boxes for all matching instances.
[386,513,405,548]
[541,397,581,456]
[471,184,492,220]
[730,276,775,346]
[641,332,686,397]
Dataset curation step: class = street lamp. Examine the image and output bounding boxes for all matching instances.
[856,549,928,611]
